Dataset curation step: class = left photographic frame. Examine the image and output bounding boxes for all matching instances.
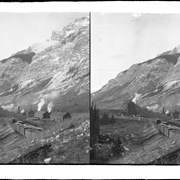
[0,12,90,164]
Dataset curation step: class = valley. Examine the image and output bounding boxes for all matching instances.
[91,43,180,164]
[91,113,180,164]
[0,14,90,164]
[0,112,89,164]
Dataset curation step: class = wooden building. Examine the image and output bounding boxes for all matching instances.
[63,112,71,120]
[50,111,64,121]
[35,111,45,119]
[43,111,51,119]
[173,110,179,119]
[50,111,72,121]
[28,110,35,118]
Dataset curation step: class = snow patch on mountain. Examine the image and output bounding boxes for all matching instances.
[65,29,76,38]
[164,80,180,90]
[19,79,34,89]
[132,93,141,104]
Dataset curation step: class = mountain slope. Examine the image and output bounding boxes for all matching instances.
[0,16,89,113]
[92,46,180,113]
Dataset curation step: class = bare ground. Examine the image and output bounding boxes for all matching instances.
[98,117,180,164]
[0,113,89,164]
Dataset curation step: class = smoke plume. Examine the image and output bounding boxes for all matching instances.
[21,109,25,113]
[38,99,45,111]
[47,102,53,113]
[2,104,14,111]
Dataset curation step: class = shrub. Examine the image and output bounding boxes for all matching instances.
[100,113,114,125]
[111,137,124,157]
[111,115,115,124]
[68,123,75,129]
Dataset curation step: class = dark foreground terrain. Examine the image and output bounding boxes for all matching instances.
[92,115,180,164]
[0,113,89,164]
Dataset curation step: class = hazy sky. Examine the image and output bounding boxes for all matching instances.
[92,13,180,92]
[0,12,88,59]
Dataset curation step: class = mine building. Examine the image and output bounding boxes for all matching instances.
[28,110,35,118]
[156,119,161,124]
[12,118,17,123]
[63,112,71,120]
[43,111,51,119]
[50,111,72,121]
[35,111,45,119]
[21,111,27,116]
[172,110,179,119]
[50,111,64,121]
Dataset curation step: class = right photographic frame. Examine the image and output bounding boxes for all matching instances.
[90,12,180,165]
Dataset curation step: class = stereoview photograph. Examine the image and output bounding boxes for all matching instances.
[0,12,89,164]
[91,13,180,164]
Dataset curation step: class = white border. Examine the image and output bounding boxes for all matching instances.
[1,1,180,179]
[0,1,179,14]
[1,165,180,179]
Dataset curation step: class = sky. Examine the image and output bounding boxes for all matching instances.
[91,13,180,92]
[0,12,88,59]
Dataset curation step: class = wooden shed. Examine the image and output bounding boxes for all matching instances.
[50,112,72,121]
[50,111,64,121]
[28,110,35,118]
[63,112,71,120]
[35,111,45,119]
[173,110,179,119]
[156,119,161,124]
[43,111,51,119]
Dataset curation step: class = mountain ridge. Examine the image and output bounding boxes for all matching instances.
[0,16,89,113]
[92,45,180,113]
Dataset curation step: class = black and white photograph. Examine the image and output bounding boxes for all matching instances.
[3,1,180,179]
[0,12,90,164]
[91,12,180,164]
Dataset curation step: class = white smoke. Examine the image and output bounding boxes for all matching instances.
[146,104,159,112]
[47,102,53,113]
[132,93,141,104]
[38,99,45,111]
[21,109,25,113]
[165,110,170,115]
[2,104,14,111]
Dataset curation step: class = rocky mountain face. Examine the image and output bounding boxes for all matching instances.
[0,16,89,113]
[92,45,180,113]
